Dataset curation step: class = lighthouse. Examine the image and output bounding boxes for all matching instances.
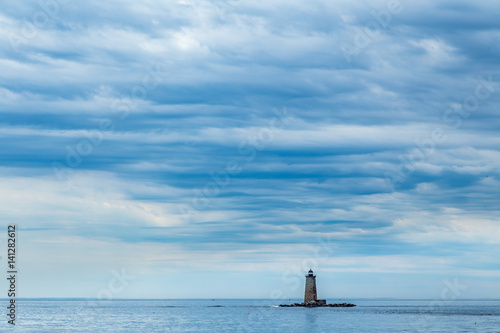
[280,269,355,307]
[304,269,317,302]
[304,269,326,305]
[279,269,355,307]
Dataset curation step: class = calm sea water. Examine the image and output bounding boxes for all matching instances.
[3,299,499,332]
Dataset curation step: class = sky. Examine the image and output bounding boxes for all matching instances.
[0,0,500,299]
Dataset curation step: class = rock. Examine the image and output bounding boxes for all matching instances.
[278,302,356,308]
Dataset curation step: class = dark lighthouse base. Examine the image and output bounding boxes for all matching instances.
[279,301,356,308]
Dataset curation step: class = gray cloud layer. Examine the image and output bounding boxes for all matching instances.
[1,0,499,298]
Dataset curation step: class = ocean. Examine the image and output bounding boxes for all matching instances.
[4,299,499,332]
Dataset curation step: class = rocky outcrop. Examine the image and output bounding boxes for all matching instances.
[279,301,356,308]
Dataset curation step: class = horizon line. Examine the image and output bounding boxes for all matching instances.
[4,298,500,301]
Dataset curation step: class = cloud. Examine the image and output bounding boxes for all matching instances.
[0,0,499,298]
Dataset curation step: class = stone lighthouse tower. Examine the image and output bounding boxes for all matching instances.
[304,269,317,302]
[280,269,353,307]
